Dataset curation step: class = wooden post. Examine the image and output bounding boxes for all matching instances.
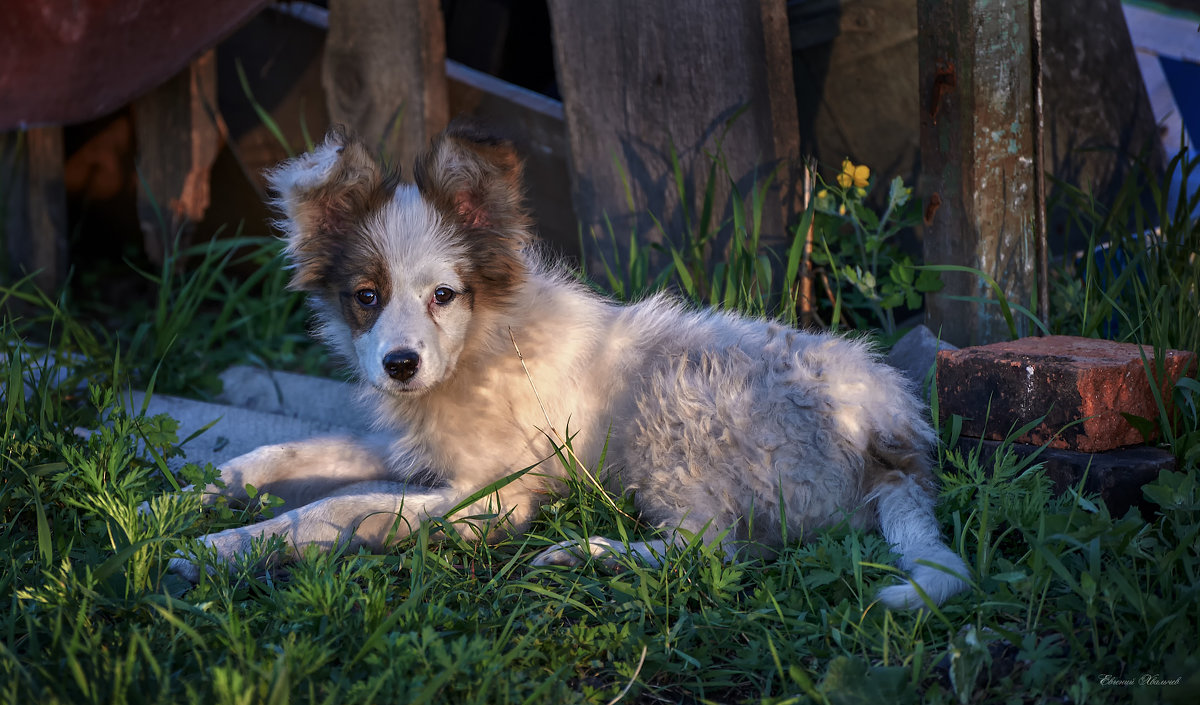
[133,50,222,265]
[4,127,68,294]
[918,0,1040,346]
[547,0,801,281]
[322,0,449,166]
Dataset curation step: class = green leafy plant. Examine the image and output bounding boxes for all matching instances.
[811,159,942,337]
[586,147,941,340]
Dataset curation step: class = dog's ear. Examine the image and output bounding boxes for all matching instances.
[413,122,532,245]
[266,127,395,290]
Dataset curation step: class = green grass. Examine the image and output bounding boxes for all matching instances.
[1049,146,1200,354]
[2,233,325,399]
[2,144,1199,703]
[2,341,1198,703]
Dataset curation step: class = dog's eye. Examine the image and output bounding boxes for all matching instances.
[355,289,379,307]
[433,286,456,305]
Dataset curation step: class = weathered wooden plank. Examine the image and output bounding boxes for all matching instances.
[791,0,921,194]
[547,0,801,278]
[445,60,576,257]
[322,0,449,166]
[133,50,223,265]
[1042,0,1164,243]
[918,0,1039,346]
[4,128,68,294]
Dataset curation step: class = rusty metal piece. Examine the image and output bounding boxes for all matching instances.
[0,0,270,129]
[923,192,942,225]
[929,59,956,124]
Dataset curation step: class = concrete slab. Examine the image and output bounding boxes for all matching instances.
[4,348,78,400]
[127,391,358,472]
[216,365,365,425]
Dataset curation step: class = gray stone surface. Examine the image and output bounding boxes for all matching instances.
[127,365,366,473]
[6,349,77,400]
[216,365,365,425]
[886,324,958,395]
[127,391,358,471]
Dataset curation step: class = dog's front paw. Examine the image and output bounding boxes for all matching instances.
[167,527,258,583]
[532,536,623,569]
[167,554,206,583]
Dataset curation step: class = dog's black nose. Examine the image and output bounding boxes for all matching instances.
[383,350,420,381]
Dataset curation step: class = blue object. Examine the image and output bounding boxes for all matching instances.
[1159,55,1200,145]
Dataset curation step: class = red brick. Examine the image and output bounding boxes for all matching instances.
[936,336,1197,452]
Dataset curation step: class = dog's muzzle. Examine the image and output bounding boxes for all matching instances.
[383,350,420,382]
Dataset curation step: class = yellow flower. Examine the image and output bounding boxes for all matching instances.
[837,159,870,189]
[838,203,846,216]
[817,189,828,199]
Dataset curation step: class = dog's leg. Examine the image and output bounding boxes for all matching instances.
[530,513,735,570]
[183,434,398,512]
[531,536,677,569]
[168,481,458,581]
[170,476,542,581]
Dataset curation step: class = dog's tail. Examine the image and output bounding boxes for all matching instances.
[873,474,969,609]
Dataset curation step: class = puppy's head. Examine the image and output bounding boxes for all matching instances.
[267,122,532,397]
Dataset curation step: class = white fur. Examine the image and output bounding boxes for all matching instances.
[167,134,969,609]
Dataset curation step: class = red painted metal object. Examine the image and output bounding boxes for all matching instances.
[0,0,270,129]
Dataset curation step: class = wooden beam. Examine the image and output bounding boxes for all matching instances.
[918,0,1040,346]
[547,0,801,281]
[4,127,68,294]
[133,50,222,264]
[322,0,449,166]
[445,60,576,257]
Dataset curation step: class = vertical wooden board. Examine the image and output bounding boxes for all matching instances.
[1042,0,1163,246]
[4,128,68,294]
[322,0,449,167]
[216,10,330,187]
[791,0,921,188]
[133,50,222,264]
[919,0,1038,346]
[547,0,800,280]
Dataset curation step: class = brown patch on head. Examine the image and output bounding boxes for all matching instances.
[413,120,533,308]
[330,244,391,337]
[267,126,401,293]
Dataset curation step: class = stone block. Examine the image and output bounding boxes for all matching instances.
[886,324,958,395]
[937,336,1197,452]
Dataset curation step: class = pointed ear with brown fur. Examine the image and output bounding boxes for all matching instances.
[412,122,532,245]
[266,127,396,291]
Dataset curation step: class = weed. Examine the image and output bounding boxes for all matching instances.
[811,162,941,338]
